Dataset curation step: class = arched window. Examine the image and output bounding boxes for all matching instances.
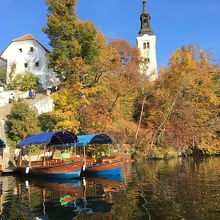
[143,43,146,49]
[147,42,150,49]
[144,58,150,63]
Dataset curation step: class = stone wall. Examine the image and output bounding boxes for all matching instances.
[0,90,28,107]
[32,96,54,114]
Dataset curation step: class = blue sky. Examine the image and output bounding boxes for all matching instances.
[0,0,220,67]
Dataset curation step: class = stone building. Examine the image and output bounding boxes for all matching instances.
[1,34,58,88]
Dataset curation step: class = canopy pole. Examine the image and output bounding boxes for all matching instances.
[108,144,111,156]
[36,147,41,161]
[43,145,46,166]
[28,152,31,167]
[19,152,22,166]
[83,146,86,158]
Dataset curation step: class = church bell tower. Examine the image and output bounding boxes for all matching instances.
[136,0,157,79]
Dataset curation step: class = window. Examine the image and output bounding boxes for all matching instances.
[147,42,150,49]
[35,61,39,67]
[19,48,22,52]
[24,63,28,68]
[30,47,34,52]
[143,43,146,49]
[144,58,150,63]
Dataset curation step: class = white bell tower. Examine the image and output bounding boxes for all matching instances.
[136,0,157,80]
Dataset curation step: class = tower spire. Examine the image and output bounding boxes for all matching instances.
[139,0,153,36]
[142,0,147,14]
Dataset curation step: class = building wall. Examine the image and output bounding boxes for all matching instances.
[32,96,54,114]
[137,34,157,80]
[1,40,57,88]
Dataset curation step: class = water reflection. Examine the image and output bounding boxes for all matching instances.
[0,173,126,220]
[0,158,219,220]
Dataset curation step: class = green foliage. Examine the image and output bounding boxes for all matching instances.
[8,72,39,91]
[43,0,112,85]
[150,146,178,159]
[0,66,6,82]
[38,113,62,132]
[6,102,40,142]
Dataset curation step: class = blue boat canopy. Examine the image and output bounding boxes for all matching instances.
[76,134,113,147]
[0,138,5,148]
[18,131,78,147]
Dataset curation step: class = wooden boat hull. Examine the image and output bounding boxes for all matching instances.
[85,160,123,177]
[15,161,83,179]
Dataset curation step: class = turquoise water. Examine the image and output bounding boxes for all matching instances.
[0,157,220,219]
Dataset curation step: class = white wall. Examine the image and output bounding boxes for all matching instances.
[1,40,58,88]
[137,34,158,80]
[32,96,54,114]
[0,90,28,107]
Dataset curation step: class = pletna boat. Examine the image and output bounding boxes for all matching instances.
[85,156,123,176]
[15,131,84,179]
[76,134,123,177]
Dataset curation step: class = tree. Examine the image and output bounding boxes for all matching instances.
[6,102,39,142]
[8,71,39,91]
[38,113,62,132]
[79,40,142,138]
[42,0,117,134]
[138,46,220,156]
[43,0,114,86]
[0,65,6,83]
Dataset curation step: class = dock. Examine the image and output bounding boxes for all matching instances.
[2,168,15,174]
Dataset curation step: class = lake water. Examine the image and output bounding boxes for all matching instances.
[0,158,220,220]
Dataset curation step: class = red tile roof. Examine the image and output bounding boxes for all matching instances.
[1,34,50,55]
[12,34,36,42]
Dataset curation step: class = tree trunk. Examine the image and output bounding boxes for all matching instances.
[150,93,179,148]
[135,95,146,140]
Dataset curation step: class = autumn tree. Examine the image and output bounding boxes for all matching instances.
[79,40,142,139]
[42,0,117,133]
[137,46,220,156]
[43,0,114,86]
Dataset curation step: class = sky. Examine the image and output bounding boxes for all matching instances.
[0,0,220,67]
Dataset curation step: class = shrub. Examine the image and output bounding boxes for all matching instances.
[38,113,62,132]
[8,71,39,91]
[6,102,40,142]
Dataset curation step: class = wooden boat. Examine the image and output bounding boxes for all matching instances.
[76,134,124,177]
[15,131,84,179]
[15,157,84,178]
[85,156,123,176]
